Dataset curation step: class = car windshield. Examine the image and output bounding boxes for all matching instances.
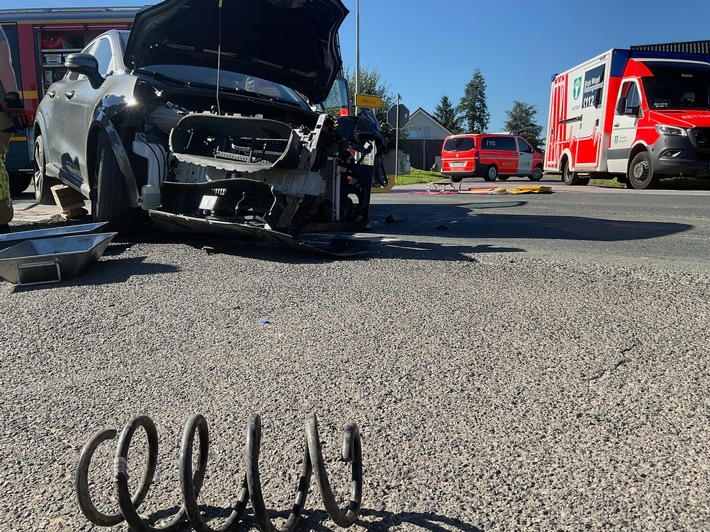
[641,62,710,111]
[136,64,311,110]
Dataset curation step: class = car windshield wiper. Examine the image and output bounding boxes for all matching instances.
[136,68,190,87]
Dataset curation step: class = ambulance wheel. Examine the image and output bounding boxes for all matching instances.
[627,152,659,190]
[529,167,544,181]
[33,135,58,204]
[562,160,589,186]
[450,176,462,183]
[483,165,498,181]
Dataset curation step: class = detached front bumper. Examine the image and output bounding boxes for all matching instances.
[149,209,371,256]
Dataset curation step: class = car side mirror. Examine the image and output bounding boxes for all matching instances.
[65,53,105,89]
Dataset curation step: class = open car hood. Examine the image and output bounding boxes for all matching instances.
[123,0,348,104]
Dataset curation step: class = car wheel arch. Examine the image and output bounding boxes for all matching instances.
[627,143,650,171]
[87,121,141,208]
[558,149,573,174]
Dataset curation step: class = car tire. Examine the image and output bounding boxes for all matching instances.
[627,152,659,190]
[562,159,589,186]
[94,129,141,234]
[483,165,498,181]
[529,167,543,181]
[450,176,463,183]
[33,135,58,204]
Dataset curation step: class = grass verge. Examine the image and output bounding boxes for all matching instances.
[590,176,710,190]
[395,168,445,186]
[396,168,710,191]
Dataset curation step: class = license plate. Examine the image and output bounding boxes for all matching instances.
[450,162,466,168]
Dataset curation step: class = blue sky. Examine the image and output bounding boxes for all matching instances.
[3,0,709,132]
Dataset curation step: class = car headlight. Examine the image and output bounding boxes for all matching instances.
[656,125,687,137]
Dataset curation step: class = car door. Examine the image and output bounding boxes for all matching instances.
[61,36,117,183]
[498,136,518,175]
[608,80,642,173]
[516,137,533,175]
[41,70,79,177]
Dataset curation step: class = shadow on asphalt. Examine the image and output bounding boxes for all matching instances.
[129,505,483,532]
[368,202,692,242]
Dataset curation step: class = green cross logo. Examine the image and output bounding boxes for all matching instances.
[573,77,582,100]
[614,135,619,144]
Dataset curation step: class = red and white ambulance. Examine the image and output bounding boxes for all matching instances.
[545,47,710,189]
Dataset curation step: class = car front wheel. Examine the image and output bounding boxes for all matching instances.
[93,129,141,233]
[627,152,659,190]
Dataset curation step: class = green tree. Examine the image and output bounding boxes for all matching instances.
[458,69,490,133]
[504,101,544,151]
[344,65,401,153]
[434,95,462,134]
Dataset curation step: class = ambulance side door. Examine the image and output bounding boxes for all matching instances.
[608,80,641,173]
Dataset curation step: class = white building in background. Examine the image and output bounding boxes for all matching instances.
[404,108,452,139]
[402,108,453,171]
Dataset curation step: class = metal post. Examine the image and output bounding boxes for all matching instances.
[394,93,400,182]
[332,158,340,222]
[355,0,360,116]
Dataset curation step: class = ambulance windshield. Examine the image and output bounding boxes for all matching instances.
[641,61,710,111]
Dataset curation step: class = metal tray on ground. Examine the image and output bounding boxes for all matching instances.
[0,222,108,251]
[0,232,117,285]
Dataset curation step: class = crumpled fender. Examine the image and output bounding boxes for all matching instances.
[92,93,140,208]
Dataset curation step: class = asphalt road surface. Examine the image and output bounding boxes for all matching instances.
[1,180,708,531]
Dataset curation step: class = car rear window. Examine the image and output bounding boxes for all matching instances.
[443,137,475,152]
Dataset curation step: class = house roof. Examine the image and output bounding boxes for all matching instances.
[409,107,453,134]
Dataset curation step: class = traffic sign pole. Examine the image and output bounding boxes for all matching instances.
[395,94,400,183]
[386,102,409,185]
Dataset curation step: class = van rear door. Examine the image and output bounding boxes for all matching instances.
[441,136,476,176]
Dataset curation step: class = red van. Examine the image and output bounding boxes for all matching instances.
[440,133,544,182]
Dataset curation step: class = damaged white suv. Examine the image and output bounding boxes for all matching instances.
[33,0,386,251]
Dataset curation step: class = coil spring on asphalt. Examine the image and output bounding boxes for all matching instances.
[75,413,362,531]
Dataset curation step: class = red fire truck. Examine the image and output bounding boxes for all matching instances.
[0,7,141,195]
